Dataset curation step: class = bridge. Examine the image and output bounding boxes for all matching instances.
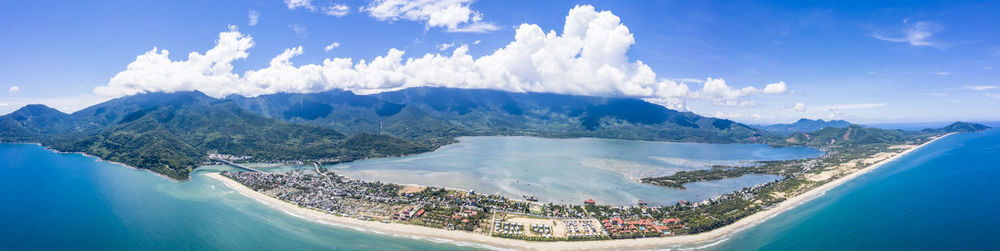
[212,157,267,173]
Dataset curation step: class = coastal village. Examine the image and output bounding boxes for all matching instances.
[223,170,691,240]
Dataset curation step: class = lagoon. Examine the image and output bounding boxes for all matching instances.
[328,136,822,205]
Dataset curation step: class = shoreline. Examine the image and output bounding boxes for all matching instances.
[1,142,183,182]
[205,133,954,250]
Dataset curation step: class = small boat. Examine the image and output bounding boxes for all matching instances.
[523,195,539,202]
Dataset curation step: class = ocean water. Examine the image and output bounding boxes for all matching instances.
[0,144,483,250]
[329,136,823,206]
[2,130,994,250]
[705,129,1000,250]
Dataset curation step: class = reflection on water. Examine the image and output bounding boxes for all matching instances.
[327,136,822,206]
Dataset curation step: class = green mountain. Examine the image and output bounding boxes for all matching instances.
[921,121,991,133]
[0,104,71,140]
[0,91,429,180]
[781,125,911,146]
[7,87,982,180]
[777,121,989,146]
[227,87,768,144]
[754,118,850,135]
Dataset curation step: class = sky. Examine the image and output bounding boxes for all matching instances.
[1,0,998,124]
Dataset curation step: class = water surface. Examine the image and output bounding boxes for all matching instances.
[704,130,1000,250]
[0,144,483,250]
[329,136,823,205]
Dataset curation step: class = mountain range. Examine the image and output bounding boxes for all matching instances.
[0,87,990,179]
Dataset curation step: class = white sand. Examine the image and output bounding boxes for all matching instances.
[206,133,953,250]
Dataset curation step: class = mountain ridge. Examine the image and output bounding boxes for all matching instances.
[2,87,989,180]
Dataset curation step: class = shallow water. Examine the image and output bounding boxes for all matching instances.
[328,136,823,205]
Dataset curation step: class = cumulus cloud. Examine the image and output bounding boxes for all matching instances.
[95,25,252,97]
[324,42,340,52]
[696,78,785,106]
[8,86,19,95]
[793,102,806,112]
[873,20,942,47]
[94,6,786,110]
[248,9,260,26]
[364,0,499,33]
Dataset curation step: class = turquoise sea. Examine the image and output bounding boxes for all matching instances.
[1,130,997,250]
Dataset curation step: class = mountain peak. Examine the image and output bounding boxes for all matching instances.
[11,104,66,116]
[922,121,991,133]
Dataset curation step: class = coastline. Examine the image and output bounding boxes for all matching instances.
[205,133,955,250]
[2,142,183,182]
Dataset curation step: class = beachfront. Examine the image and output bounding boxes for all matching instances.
[207,133,952,250]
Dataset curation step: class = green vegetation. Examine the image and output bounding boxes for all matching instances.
[1,91,430,180]
[228,87,770,144]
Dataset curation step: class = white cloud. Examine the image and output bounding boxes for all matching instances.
[813,103,887,111]
[933,71,951,76]
[286,0,349,17]
[8,86,19,95]
[436,42,455,51]
[473,40,481,44]
[986,93,1000,100]
[873,20,942,47]
[289,24,307,35]
[284,0,314,11]
[793,102,806,112]
[696,78,785,106]
[94,25,252,97]
[364,0,499,33]
[324,42,341,52]
[323,4,350,16]
[94,6,786,110]
[248,9,260,26]
[964,85,998,91]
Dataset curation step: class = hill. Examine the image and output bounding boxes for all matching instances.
[921,121,991,133]
[754,118,850,135]
[781,125,910,146]
[0,92,429,180]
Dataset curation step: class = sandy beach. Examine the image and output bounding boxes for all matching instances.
[206,133,953,250]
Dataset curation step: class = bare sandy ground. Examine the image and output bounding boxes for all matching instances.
[206,133,953,250]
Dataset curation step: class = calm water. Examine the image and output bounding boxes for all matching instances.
[2,131,995,250]
[329,136,823,205]
[706,129,1000,250]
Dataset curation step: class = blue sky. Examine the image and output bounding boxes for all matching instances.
[1,0,998,124]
